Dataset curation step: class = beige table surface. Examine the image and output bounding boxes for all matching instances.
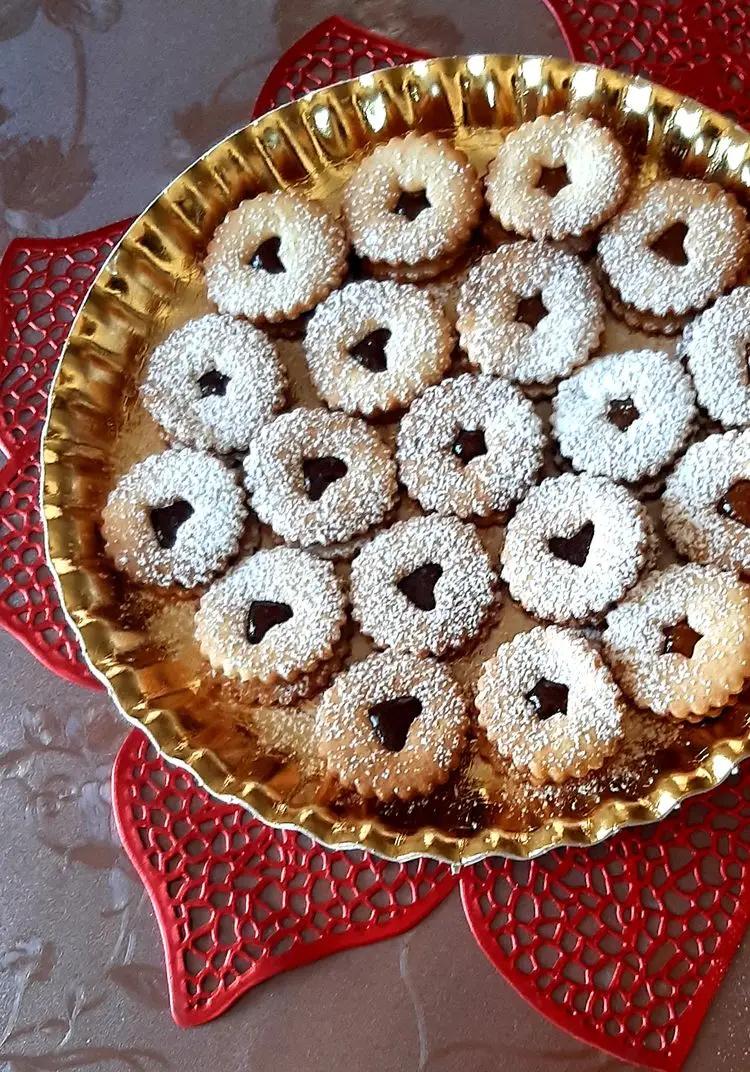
[2,2,750,1069]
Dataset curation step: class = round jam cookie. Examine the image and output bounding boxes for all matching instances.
[476,626,625,783]
[485,113,630,242]
[684,286,750,428]
[102,447,247,587]
[304,280,453,416]
[316,650,469,801]
[204,191,348,323]
[602,564,750,720]
[598,179,749,324]
[397,373,545,519]
[456,242,604,386]
[140,314,286,453]
[350,514,496,657]
[501,473,653,623]
[552,349,696,485]
[243,408,397,546]
[342,134,483,278]
[663,430,750,573]
[194,547,346,701]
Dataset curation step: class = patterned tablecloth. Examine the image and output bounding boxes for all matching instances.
[2,3,749,1070]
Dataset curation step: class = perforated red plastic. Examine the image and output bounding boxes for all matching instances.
[114,725,750,1069]
[113,730,456,1027]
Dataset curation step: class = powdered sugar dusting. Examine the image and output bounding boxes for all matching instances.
[599,178,749,316]
[343,133,482,266]
[457,241,604,384]
[204,191,348,322]
[501,473,653,622]
[603,563,750,718]
[685,285,750,427]
[141,313,286,452]
[102,446,247,587]
[485,113,630,240]
[243,408,397,545]
[663,430,750,572]
[397,372,545,517]
[305,280,452,415]
[316,650,469,800]
[350,514,497,656]
[195,546,346,685]
[476,625,625,783]
[553,349,696,483]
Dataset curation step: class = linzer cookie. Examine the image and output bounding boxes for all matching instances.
[342,133,482,279]
[456,242,604,387]
[603,564,750,720]
[350,514,496,657]
[243,408,397,546]
[663,430,750,573]
[140,314,286,453]
[485,113,630,242]
[552,349,696,488]
[683,286,750,428]
[316,650,469,801]
[501,473,653,623]
[397,373,545,519]
[598,178,749,332]
[476,626,625,783]
[204,191,348,323]
[195,547,347,703]
[304,280,453,416]
[102,447,247,587]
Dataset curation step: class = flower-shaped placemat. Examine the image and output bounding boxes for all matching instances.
[4,9,750,1072]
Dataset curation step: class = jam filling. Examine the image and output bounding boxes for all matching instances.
[397,562,444,611]
[302,456,348,501]
[515,292,548,329]
[452,428,487,465]
[526,677,569,720]
[249,236,285,273]
[197,369,230,398]
[150,500,194,549]
[662,618,703,658]
[649,221,689,266]
[368,695,423,751]
[246,600,293,644]
[717,479,750,527]
[548,521,595,567]
[349,328,391,373]
[607,397,639,430]
[537,165,570,198]
[394,188,430,220]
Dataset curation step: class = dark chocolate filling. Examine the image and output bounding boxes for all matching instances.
[302,456,348,502]
[368,695,423,752]
[649,221,689,266]
[394,188,430,220]
[249,236,285,273]
[349,328,391,373]
[150,499,194,549]
[662,618,702,658]
[526,677,569,719]
[548,521,595,567]
[397,562,444,611]
[452,428,487,465]
[717,479,750,527]
[246,600,293,644]
[515,292,548,329]
[607,397,639,431]
[197,369,230,398]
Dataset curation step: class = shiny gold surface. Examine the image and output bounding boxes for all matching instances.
[43,55,750,863]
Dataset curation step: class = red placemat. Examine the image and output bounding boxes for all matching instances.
[4,9,750,1071]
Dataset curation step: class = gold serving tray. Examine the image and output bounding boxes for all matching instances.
[43,55,750,864]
